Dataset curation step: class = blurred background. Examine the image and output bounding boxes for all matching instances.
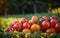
[0,0,60,16]
[0,0,60,38]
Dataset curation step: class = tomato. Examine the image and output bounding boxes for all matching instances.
[4,28,11,32]
[12,23,22,32]
[50,19,58,28]
[30,24,41,33]
[42,21,50,31]
[29,20,34,27]
[23,22,30,29]
[50,16,57,20]
[19,18,28,24]
[22,29,31,33]
[12,21,18,27]
[46,28,55,34]
[55,23,60,32]
[31,16,39,22]
[11,28,14,31]
[38,20,42,27]
[42,16,48,21]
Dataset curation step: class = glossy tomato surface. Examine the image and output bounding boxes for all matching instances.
[50,19,58,28]
[55,23,60,32]
[23,22,30,29]
[42,21,50,31]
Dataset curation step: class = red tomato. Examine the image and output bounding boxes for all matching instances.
[55,23,60,32]
[29,20,34,27]
[12,21,18,27]
[38,20,42,27]
[19,18,28,28]
[4,28,11,32]
[50,16,57,20]
[42,21,50,31]
[19,18,28,24]
[23,22,30,29]
[50,19,58,28]
[46,28,55,34]
[12,23,22,32]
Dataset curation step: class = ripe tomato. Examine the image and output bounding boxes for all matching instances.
[42,16,48,21]
[31,16,39,22]
[42,21,50,31]
[12,23,22,32]
[30,24,41,33]
[29,20,34,27]
[4,28,11,32]
[22,28,31,33]
[50,19,58,28]
[23,22,30,29]
[19,18,28,24]
[46,28,55,34]
[50,16,57,20]
[12,21,18,27]
[38,20,42,27]
[55,23,60,32]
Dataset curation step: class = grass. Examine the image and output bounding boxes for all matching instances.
[0,13,57,20]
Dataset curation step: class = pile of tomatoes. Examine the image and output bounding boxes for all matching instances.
[4,16,60,35]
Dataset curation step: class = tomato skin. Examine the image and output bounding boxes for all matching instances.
[29,20,34,27]
[55,23,60,32]
[38,20,42,27]
[12,23,22,32]
[12,21,18,27]
[42,16,48,21]
[50,19,58,28]
[19,18,28,28]
[31,16,39,22]
[19,18,28,24]
[50,16,57,20]
[30,24,41,33]
[22,28,31,33]
[23,22,30,29]
[46,28,55,34]
[6,28,11,32]
[42,21,50,31]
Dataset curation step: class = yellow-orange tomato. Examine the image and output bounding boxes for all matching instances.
[22,29,31,33]
[30,24,41,33]
[31,16,39,22]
